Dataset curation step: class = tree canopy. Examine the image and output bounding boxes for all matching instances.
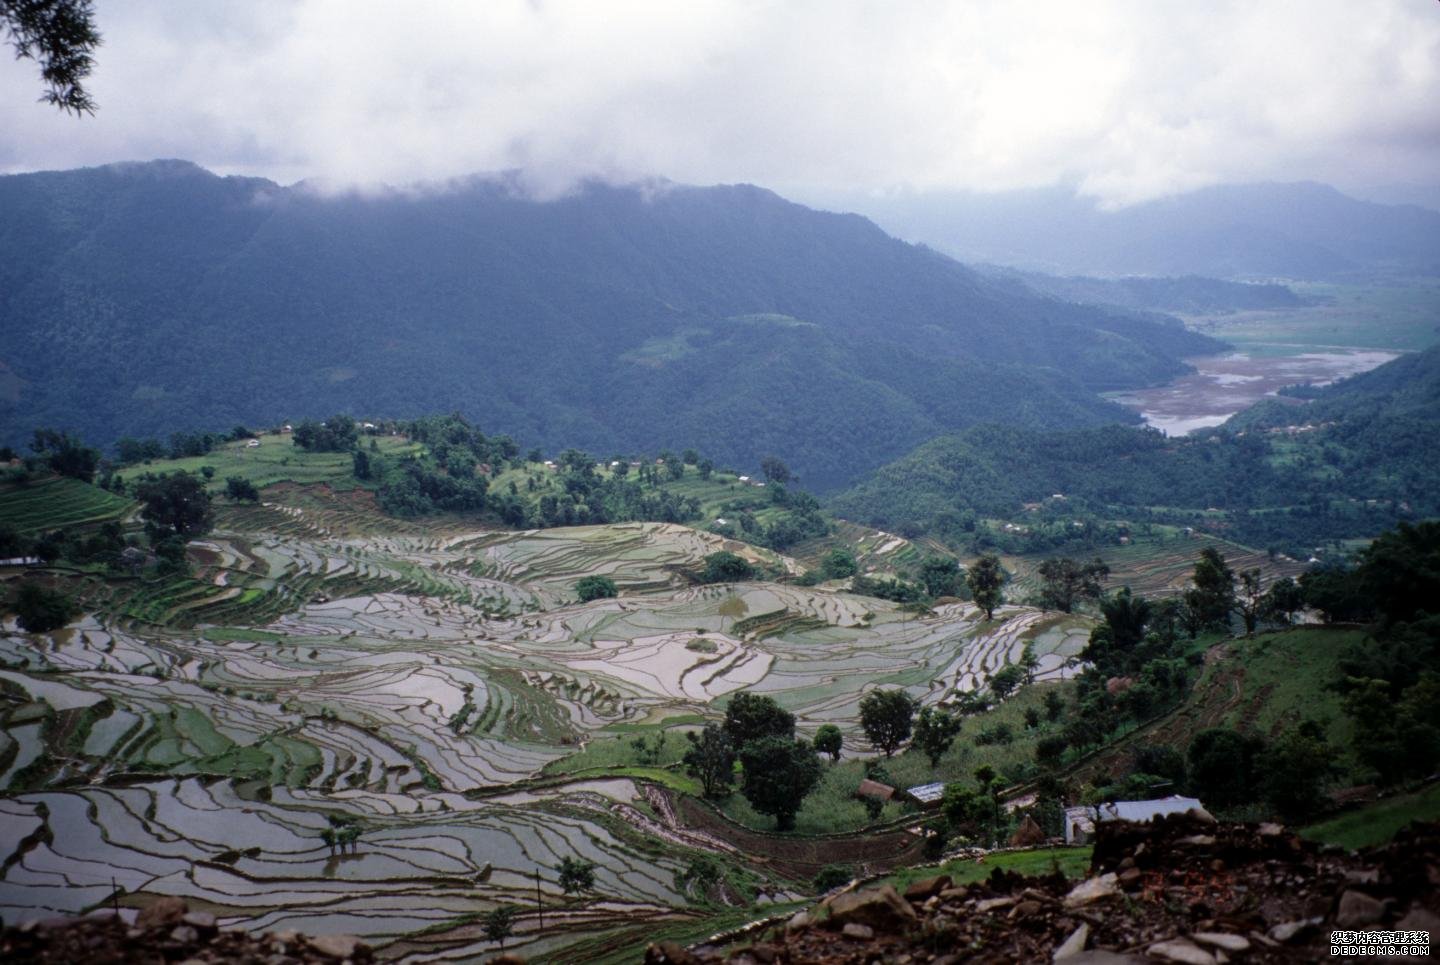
[1,0,100,113]
[738,736,822,831]
[722,692,795,749]
[858,689,917,757]
[135,472,214,541]
[966,554,1005,620]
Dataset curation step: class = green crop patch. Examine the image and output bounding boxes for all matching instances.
[0,476,135,535]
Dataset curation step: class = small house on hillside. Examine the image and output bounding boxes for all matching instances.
[905,782,947,810]
[1063,795,1206,845]
[856,779,895,802]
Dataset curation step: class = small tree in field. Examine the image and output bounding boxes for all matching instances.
[575,575,617,602]
[912,706,962,767]
[967,555,1004,620]
[225,476,260,502]
[683,724,736,798]
[723,692,795,748]
[483,904,518,948]
[739,737,822,831]
[11,582,79,633]
[813,723,843,762]
[859,689,917,757]
[989,664,1024,701]
[557,856,596,895]
[1036,557,1109,613]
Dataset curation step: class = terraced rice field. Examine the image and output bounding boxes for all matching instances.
[0,476,136,535]
[1006,533,1307,602]
[0,507,1087,959]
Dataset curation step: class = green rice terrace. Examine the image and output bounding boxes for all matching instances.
[0,493,1095,962]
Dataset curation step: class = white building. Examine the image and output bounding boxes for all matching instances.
[1062,795,1206,845]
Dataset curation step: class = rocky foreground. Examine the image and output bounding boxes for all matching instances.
[3,817,1436,963]
[649,816,1440,964]
[0,896,373,964]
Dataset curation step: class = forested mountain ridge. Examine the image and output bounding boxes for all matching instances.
[831,346,1440,553]
[0,160,1223,488]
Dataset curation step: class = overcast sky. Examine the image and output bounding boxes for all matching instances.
[2,0,1437,207]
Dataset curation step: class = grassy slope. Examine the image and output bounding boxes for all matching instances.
[113,432,422,494]
[1057,625,1367,792]
[880,845,1092,893]
[1301,782,1440,850]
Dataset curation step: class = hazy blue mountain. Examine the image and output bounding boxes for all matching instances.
[818,182,1440,281]
[975,266,1308,314]
[0,160,1224,487]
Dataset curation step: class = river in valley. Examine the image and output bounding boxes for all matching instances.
[1108,348,1400,436]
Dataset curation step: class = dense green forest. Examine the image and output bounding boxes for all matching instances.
[833,346,1440,555]
[0,161,1226,488]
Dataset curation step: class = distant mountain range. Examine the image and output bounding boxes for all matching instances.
[831,345,1440,552]
[0,160,1225,487]
[822,182,1440,280]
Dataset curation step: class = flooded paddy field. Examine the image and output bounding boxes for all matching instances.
[0,513,1083,959]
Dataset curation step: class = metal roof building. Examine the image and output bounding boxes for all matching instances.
[906,782,947,808]
[1062,795,1205,845]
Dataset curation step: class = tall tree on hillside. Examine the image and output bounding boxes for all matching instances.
[29,428,99,482]
[700,551,756,584]
[988,664,1024,700]
[723,692,795,749]
[1261,576,1304,626]
[557,856,596,895]
[813,724,843,762]
[1036,557,1110,613]
[1,0,100,113]
[912,707,962,767]
[759,456,791,485]
[11,582,79,633]
[135,472,213,541]
[1190,548,1236,630]
[919,555,962,598]
[967,554,1005,620]
[1357,521,1440,626]
[738,737,822,831]
[858,689,917,757]
[682,724,736,798]
[482,905,517,950]
[1234,567,1265,634]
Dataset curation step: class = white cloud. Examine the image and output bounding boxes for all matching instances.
[0,0,1436,205]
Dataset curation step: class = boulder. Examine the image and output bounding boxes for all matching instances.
[1147,939,1216,964]
[309,933,369,960]
[1053,922,1089,960]
[903,874,952,902]
[1335,889,1386,928]
[1063,873,1120,908]
[135,896,188,930]
[827,884,918,932]
[1192,932,1250,953]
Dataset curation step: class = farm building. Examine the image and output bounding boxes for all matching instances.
[1062,795,1207,845]
[856,779,895,802]
[246,439,260,448]
[905,782,946,809]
